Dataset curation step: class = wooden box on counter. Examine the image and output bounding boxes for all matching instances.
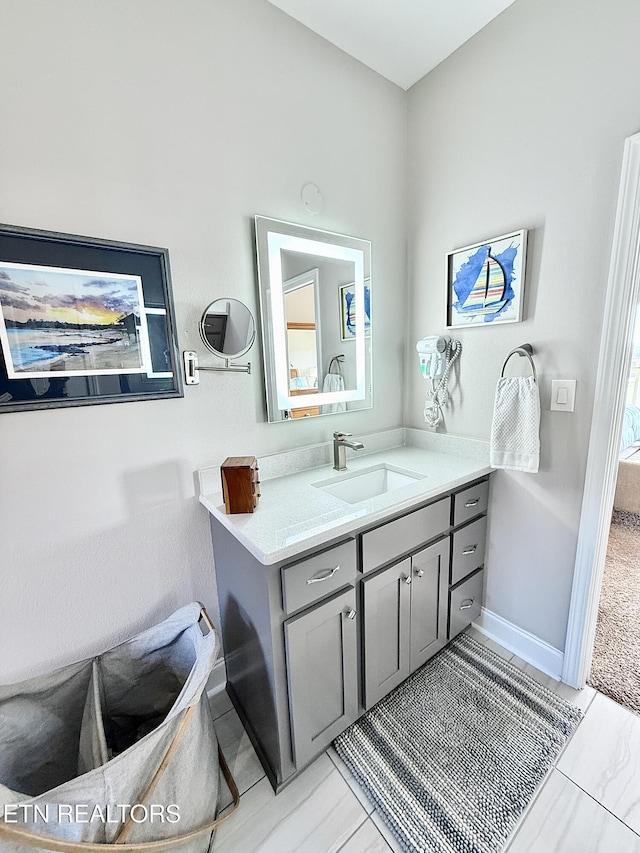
[221,456,260,514]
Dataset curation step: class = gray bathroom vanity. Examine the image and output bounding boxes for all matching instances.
[199,441,491,792]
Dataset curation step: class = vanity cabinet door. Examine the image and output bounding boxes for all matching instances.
[410,537,450,673]
[363,558,412,709]
[284,587,358,768]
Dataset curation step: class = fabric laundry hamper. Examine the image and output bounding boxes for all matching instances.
[0,602,238,853]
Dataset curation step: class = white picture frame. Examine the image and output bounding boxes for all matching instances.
[446,229,527,328]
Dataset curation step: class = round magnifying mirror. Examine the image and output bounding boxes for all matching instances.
[199,298,256,359]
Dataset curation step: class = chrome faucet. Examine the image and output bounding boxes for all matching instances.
[333,431,364,471]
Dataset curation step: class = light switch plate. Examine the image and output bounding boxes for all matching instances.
[550,379,576,412]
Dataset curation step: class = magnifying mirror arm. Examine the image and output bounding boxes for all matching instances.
[183,350,251,385]
[200,361,251,373]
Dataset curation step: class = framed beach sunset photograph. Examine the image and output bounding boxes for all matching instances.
[0,263,148,378]
[0,225,182,413]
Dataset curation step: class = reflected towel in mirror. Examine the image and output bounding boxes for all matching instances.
[321,372,346,414]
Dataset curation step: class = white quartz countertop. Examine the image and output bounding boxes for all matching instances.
[199,443,492,566]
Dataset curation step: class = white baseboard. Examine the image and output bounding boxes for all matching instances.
[473,607,565,680]
[205,656,227,698]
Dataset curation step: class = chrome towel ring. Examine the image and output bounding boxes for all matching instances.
[328,354,345,375]
[500,343,537,383]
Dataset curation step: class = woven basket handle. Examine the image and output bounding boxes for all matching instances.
[0,744,239,852]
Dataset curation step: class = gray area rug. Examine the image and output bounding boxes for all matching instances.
[334,632,582,853]
[589,512,640,715]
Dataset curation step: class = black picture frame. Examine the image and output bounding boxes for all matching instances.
[0,224,183,413]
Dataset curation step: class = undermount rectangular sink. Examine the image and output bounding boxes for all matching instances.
[312,464,426,504]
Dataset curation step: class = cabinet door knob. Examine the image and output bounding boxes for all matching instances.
[307,565,340,585]
[464,498,480,507]
[462,545,478,556]
[414,568,425,578]
[459,599,474,610]
[402,574,412,585]
[344,608,357,620]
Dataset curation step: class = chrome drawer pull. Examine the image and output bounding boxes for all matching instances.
[344,608,357,620]
[464,498,480,507]
[462,545,478,555]
[459,599,474,610]
[402,574,412,585]
[306,565,340,585]
[415,568,425,578]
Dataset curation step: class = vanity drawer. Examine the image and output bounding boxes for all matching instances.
[449,569,484,640]
[451,516,487,586]
[361,498,451,574]
[281,539,357,614]
[453,480,489,527]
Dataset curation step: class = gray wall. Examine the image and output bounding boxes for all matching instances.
[405,0,640,649]
[4,0,638,681]
[0,0,407,680]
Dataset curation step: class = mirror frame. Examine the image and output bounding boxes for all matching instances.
[255,216,371,421]
[198,298,256,360]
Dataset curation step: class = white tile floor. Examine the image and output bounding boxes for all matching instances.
[208,628,640,852]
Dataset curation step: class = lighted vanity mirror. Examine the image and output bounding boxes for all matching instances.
[254,216,372,422]
[199,298,256,359]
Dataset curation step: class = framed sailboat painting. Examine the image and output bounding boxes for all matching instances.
[446,229,527,328]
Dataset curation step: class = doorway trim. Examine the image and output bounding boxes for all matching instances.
[563,131,640,688]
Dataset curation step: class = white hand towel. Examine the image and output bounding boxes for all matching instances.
[490,376,540,472]
[321,372,346,413]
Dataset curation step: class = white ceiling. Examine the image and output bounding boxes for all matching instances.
[266,0,517,90]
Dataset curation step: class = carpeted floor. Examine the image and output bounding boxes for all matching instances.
[588,510,640,715]
[334,633,582,853]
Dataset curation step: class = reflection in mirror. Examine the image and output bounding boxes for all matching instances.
[200,298,255,359]
[255,217,372,423]
[284,268,320,411]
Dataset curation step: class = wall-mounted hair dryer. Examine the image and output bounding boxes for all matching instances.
[416,335,451,379]
[416,335,462,427]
